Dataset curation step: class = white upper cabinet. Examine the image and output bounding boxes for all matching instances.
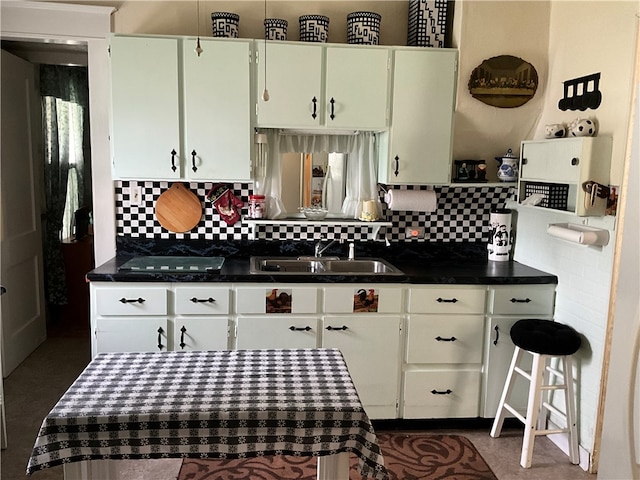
[110,36,181,179]
[110,35,252,181]
[255,42,389,130]
[182,38,252,181]
[379,48,458,185]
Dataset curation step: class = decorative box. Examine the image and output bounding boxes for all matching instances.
[347,11,381,45]
[264,18,287,40]
[211,12,239,38]
[407,0,452,48]
[524,182,569,210]
[299,15,329,42]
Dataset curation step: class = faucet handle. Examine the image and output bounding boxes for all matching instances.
[348,242,355,260]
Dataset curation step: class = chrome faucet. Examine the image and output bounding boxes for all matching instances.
[315,239,338,257]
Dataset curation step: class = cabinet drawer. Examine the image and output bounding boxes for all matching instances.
[489,285,555,315]
[175,286,231,315]
[403,370,481,418]
[236,286,318,314]
[95,317,168,353]
[236,316,319,349]
[323,286,403,313]
[95,287,167,316]
[406,315,484,364]
[408,286,486,314]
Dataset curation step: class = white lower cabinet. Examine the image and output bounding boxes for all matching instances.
[89,280,556,421]
[322,315,402,419]
[402,286,486,419]
[481,284,556,418]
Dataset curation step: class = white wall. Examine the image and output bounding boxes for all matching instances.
[512,1,638,468]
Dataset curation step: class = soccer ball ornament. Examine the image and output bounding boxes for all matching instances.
[569,118,596,137]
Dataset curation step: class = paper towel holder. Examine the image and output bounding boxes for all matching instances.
[547,223,609,246]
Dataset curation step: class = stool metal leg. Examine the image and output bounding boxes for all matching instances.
[490,346,523,438]
[521,353,546,468]
[564,356,580,464]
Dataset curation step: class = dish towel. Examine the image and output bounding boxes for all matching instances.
[384,190,437,212]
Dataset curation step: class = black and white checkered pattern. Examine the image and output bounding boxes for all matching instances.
[347,11,381,45]
[115,181,513,243]
[299,15,330,42]
[211,12,239,38]
[27,349,388,479]
[407,0,450,48]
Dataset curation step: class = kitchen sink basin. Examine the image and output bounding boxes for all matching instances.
[250,257,404,275]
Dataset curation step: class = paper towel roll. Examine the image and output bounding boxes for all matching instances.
[547,225,600,245]
[384,190,437,212]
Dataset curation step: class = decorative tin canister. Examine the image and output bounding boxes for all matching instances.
[264,18,288,40]
[407,0,450,47]
[299,15,329,42]
[211,12,239,38]
[487,208,513,262]
[347,11,381,45]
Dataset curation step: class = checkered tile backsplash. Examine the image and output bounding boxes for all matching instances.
[115,181,514,242]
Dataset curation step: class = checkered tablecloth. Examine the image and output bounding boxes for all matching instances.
[27,349,388,479]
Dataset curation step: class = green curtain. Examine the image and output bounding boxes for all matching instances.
[40,65,89,306]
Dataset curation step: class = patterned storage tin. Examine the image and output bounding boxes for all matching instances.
[264,18,288,40]
[211,12,239,38]
[407,0,451,47]
[524,182,569,210]
[299,15,329,42]
[347,11,381,45]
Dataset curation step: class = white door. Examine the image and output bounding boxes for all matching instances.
[0,50,47,377]
[325,46,389,130]
[183,39,252,181]
[110,36,181,179]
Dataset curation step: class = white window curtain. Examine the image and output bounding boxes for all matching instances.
[262,130,381,220]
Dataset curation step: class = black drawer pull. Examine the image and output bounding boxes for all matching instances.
[170,149,177,172]
[289,326,312,331]
[191,150,198,172]
[180,326,187,349]
[436,297,458,303]
[325,325,348,331]
[394,155,399,176]
[120,297,145,304]
[329,97,336,120]
[311,96,317,119]
[157,327,165,350]
[571,157,579,166]
[510,298,532,303]
[435,336,457,342]
[190,297,215,303]
[431,389,453,395]
[493,325,500,346]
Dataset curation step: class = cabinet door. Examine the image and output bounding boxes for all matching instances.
[382,49,457,184]
[175,286,231,315]
[173,317,229,351]
[95,317,168,353]
[183,39,252,181]
[236,316,319,349]
[111,36,180,179]
[324,47,389,130]
[482,316,532,418]
[255,42,323,128]
[322,315,401,419]
[488,284,555,316]
[94,285,168,316]
[520,138,583,183]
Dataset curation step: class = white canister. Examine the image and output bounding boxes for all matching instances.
[487,208,512,262]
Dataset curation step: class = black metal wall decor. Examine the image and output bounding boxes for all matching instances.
[558,73,602,111]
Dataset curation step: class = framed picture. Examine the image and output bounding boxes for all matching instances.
[468,55,538,108]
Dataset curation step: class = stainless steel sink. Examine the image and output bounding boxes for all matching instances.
[250,257,404,275]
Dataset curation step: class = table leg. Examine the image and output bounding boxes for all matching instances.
[64,460,117,480]
[317,452,349,480]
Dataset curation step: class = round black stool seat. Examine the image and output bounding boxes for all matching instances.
[510,319,581,356]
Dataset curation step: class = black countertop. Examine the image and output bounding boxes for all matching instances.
[87,238,557,285]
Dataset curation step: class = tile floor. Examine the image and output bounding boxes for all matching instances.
[1,328,596,479]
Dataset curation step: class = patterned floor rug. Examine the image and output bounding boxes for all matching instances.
[177,433,498,480]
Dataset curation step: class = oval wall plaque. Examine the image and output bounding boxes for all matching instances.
[468,55,538,108]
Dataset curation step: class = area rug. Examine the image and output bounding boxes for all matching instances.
[177,433,498,480]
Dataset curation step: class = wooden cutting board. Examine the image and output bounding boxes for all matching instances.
[155,183,202,233]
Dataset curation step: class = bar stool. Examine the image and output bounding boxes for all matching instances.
[490,318,581,468]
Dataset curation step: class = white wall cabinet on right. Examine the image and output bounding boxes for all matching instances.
[378,48,458,185]
[518,136,612,216]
